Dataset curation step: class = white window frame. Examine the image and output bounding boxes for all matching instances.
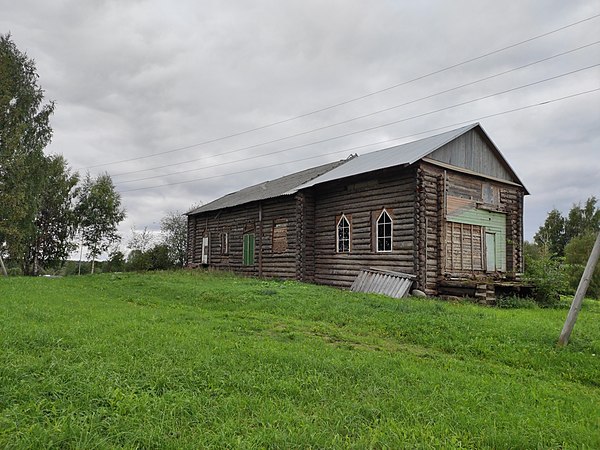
[220,232,228,255]
[336,214,351,253]
[376,209,393,253]
[201,235,209,264]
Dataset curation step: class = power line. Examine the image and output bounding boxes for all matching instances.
[111,41,600,179]
[84,12,600,171]
[118,87,600,194]
[114,64,600,186]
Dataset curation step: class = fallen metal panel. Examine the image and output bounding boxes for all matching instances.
[350,268,416,299]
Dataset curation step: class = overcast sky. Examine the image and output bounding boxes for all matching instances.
[1,0,599,251]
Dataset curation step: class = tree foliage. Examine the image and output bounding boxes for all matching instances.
[160,211,188,267]
[0,33,55,268]
[76,173,126,273]
[533,197,600,257]
[24,155,79,275]
[564,232,600,299]
[533,209,566,256]
[527,197,600,304]
[128,226,154,253]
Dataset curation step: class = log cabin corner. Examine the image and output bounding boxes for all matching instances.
[186,123,529,303]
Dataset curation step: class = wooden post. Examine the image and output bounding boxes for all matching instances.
[557,231,600,346]
[0,253,7,277]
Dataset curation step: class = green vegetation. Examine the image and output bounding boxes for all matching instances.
[1,271,599,448]
[526,196,600,303]
[1,34,126,276]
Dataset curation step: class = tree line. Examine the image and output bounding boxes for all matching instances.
[0,34,126,275]
[526,196,600,303]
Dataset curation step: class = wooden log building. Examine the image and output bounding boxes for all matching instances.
[187,123,528,302]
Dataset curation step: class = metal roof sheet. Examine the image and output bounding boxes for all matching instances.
[188,123,527,215]
[187,159,347,215]
[288,124,478,192]
[350,268,416,298]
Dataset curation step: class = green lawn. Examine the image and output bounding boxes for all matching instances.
[1,271,599,449]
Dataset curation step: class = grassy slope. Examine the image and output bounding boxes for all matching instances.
[0,271,599,449]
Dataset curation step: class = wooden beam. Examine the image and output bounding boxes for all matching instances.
[558,231,600,346]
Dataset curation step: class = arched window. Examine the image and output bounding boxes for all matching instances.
[376,209,392,252]
[336,214,351,253]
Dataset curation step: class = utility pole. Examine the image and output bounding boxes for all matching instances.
[557,231,600,346]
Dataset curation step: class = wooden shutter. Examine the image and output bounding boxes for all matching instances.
[243,233,255,266]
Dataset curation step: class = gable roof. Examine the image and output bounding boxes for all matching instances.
[187,159,348,215]
[188,123,527,216]
[289,123,527,193]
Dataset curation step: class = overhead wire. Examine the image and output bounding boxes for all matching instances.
[111,41,600,179]
[118,87,600,194]
[114,63,600,186]
[82,12,600,171]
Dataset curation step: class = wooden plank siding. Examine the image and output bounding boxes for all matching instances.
[427,127,515,183]
[311,167,416,288]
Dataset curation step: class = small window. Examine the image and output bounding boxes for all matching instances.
[220,232,229,255]
[336,214,351,253]
[243,233,255,266]
[376,209,392,252]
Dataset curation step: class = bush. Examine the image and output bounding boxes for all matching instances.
[104,250,126,273]
[126,245,174,272]
[126,249,151,271]
[524,255,569,307]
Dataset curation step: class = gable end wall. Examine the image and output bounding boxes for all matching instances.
[428,128,515,183]
[417,160,524,294]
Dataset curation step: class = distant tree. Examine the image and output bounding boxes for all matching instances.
[160,210,188,267]
[128,226,154,253]
[564,232,600,299]
[0,34,55,268]
[126,249,150,272]
[23,155,79,275]
[76,173,126,273]
[533,198,600,257]
[146,244,173,270]
[104,248,126,273]
[533,209,566,256]
[564,197,600,243]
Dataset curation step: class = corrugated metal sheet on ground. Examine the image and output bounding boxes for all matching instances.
[350,268,415,298]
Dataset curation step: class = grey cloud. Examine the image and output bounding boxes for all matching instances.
[1,0,598,248]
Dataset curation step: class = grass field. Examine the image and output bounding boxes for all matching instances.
[1,271,599,448]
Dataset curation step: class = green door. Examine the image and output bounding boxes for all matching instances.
[485,232,496,271]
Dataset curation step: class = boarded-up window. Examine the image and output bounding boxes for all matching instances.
[243,233,255,266]
[482,183,499,205]
[272,219,288,253]
[446,222,484,271]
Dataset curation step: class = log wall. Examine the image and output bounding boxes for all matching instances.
[418,161,525,292]
[187,195,300,279]
[311,167,416,288]
[187,158,524,294]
